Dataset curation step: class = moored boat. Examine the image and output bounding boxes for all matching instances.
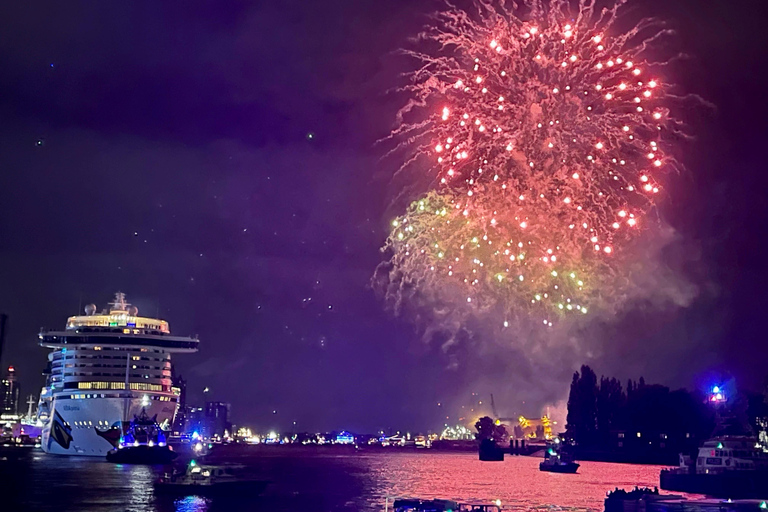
[604,486,768,512]
[105,409,177,464]
[659,436,768,498]
[154,460,269,497]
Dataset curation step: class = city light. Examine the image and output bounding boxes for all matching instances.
[709,385,726,403]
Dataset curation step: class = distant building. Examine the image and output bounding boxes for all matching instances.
[335,431,355,444]
[181,406,205,436]
[1,366,21,419]
[204,401,231,438]
[171,374,187,434]
[172,400,232,440]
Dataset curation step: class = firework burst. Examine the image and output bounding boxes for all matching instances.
[377,0,689,329]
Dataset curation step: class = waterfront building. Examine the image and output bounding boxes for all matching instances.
[179,405,205,436]
[204,401,231,439]
[171,374,188,434]
[1,366,21,420]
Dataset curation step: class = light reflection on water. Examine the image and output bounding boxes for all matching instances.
[0,447,683,512]
[173,496,211,512]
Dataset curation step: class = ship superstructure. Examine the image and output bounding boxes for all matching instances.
[38,293,198,456]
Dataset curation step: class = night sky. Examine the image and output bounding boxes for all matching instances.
[1,0,767,433]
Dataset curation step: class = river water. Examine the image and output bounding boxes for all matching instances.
[0,446,688,512]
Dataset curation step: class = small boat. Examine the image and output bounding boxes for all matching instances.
[539,439,580,473]
[154,460,269,497]
[387,497,503,511]
[107,444,177,464]
[105,409,177,464]
[540,459,580,473]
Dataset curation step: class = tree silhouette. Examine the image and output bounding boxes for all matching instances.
[566,365,598,445]
[475,416,508,443]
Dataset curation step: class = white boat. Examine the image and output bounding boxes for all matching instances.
[37,293,198,456]
[660,436,768,498]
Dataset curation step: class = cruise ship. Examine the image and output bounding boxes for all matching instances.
[37,293,198,456]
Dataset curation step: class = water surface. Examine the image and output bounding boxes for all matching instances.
[0,446,685,511]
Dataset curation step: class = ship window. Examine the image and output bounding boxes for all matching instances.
[706,457,722,465]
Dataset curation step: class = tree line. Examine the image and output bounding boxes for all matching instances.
[566,365,738,449]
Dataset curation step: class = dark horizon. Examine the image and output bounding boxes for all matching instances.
[2,0,768,433]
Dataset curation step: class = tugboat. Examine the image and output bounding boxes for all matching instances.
[539,438,580,473]
[105,409,177,464]
[154,460,269,497]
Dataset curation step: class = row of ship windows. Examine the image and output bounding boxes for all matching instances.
[68,352,169,358]
[70,420,116,428]
[57,364,170,370]
[58,373,168,379]
[59,347,166,354]
[57,355,169,361]
[74,382,168,391]
[699,458,758,468]
[68,317,166,330]
[710,449,765,458]
[67,393,177,401]
[53,369,169,376]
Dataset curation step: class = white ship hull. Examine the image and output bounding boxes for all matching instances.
[41,392,178,456]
